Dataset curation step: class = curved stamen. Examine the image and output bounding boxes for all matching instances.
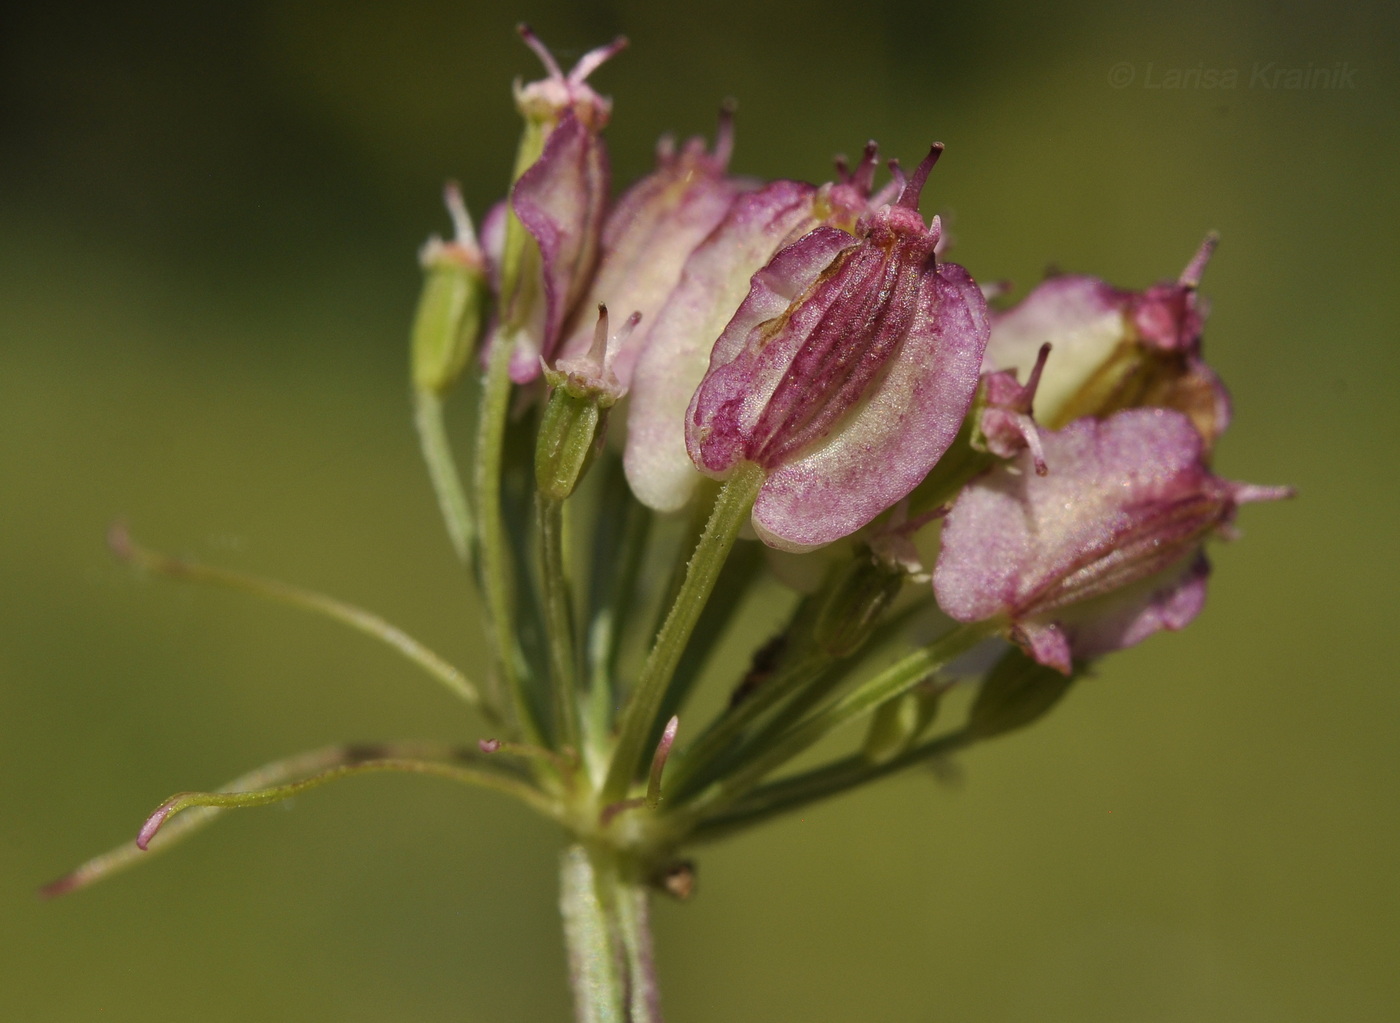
[1023,342,1052,403]
[442,181,479,248]
[713,99,738,168]
[895,143,945,211]
[568,34,629,84]
[516,23,565,80]
[1179,230,1220,288]
[851,140,880,195]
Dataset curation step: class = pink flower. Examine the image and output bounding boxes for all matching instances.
[933,408,1292,673]
[684,146,990,550]
[984,235,1230,447]
[623,144,886,513]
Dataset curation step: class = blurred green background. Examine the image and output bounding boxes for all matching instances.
[3,1,1396,1020]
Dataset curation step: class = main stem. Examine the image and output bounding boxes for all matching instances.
[559,844,662,1023]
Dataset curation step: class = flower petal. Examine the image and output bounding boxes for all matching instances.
[751,262,990,550]
[554,123,751,387]
[508,110,610,381]
[933,408,1287,671]
[984,275,1125,425]
[623,179,820,511]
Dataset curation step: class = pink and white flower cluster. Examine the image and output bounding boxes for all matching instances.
[465,29,1290,675]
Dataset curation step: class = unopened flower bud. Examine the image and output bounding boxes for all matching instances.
[536,307,638,499]
[411,184,489,395]
[965,647,1075,740]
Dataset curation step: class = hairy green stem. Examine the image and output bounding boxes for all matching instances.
[601,463,764,805]
[559,844,662,1023]
[649,539,765,750]
[475,337,542,743]
[539,494,581,750]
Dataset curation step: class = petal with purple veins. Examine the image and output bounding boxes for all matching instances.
[623,179,821,512]
[933,408,1290,672]
[554,116,752,387]
[750,262,990,550]
[508,110,610,381]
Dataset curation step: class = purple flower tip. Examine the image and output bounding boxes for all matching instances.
[37,873,82,900]
[517,25,628,86]
[984,342,1050,416]
[655,715,680,763]
[136,805,175,851]
[513,28,625,129]
[478,738,502,753]
[1179,231,1220,288]
[841,140,881,195]
[976,342,1052,474]
[895,144,944,212]
[550,304,636,399]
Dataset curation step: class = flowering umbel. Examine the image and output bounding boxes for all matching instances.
[48,30,1292,1023]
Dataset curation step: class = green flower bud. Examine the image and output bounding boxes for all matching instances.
[811,552,905,659]
[965,647,1076,740]
[862,682,942,764]
[411,184,488,395]
[535,306,634,500]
